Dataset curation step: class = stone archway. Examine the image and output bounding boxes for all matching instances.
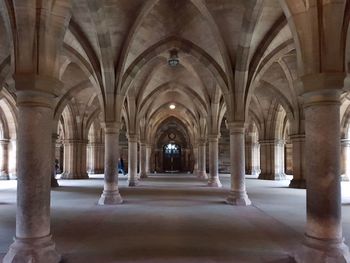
[163,143,181,172]
[152,117,193,173]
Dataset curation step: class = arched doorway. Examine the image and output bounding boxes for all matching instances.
[163,143,181,172]
[152,117,193,173]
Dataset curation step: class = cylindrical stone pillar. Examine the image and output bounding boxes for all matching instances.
[128,134,138,186]
[197,139,207,179]
[145,144,151,174]
[98,122,123,205]
[97,143,105,173]
[61,139,88,179]
[226,122,251,206]
[258,139,286,180]
[51,134,59,187]
[55,142,63,174]
[245,134,261,176]
[289,134,306,189]
[139,142,147,179]
[245,139,253,175]
[0,139,10,180]
[4,88,60,263]
[252,142,261,175]
[88,142,104,174]
[296,90,350,262]
[341,139,350,181]
[192,145,199,176]
[285,141,293,174]
[208,135,222,187]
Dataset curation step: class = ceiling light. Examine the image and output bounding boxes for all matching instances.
[168,49,179,67]
[169,104,176,110]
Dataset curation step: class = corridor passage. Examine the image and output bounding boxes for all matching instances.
[1,174,350,262]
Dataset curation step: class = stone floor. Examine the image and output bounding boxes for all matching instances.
[1,174,350,262]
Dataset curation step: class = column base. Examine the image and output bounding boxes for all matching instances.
[139,172,148,179]
[341,174,350,182]
[208,177,222,187]
[258,173,287,180]
[128,180,138,187]
[289,179,306,189]
[226,190,252,206]
[98,190,123,205]
[0,172,9,180]
[295,235,350,263]
[51,177,59,188]
[197,171,208,179]
[88,169,104,174]
[60,172,89,179]
[3,235,60,263]
[9,173,17,180]
[252,168,261,176]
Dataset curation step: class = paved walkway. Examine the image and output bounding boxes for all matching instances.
[1,174,350,262]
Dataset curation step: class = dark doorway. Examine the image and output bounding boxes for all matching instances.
[163,143,181,172]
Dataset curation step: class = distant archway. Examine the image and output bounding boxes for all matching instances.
[152,117,193,173]
[163,143,181,172]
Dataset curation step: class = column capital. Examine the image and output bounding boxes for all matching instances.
[301,73,345,93]
[63,139,88,144]
[290,134,306,142]
[228,122,245,134]
[0,138,10,145]
[14,74,63,95]
[302,89,341,108]
[103,122,121,134]
[341,139,350,146]
[208,134,220,142]
[14,75,63,109]
[139,139,147,145]
[51,133,59,140]
[127,134,138,142]
[88,142,104,147]
[259,139,285,145]
[16,90,56,109]
[197,138,206,145]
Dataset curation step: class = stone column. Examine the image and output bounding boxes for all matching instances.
[226,122,251,206]
[55,142,63,174]
[88,142,104,174]
[4,88,60,263]
[296,90,350,262]
[61,139,88,179]
[208,135,222,187]
[192,145,199,176]
[252,142,261,175]
[51,134,59,187]
[139,142,147,179]
[128,134,138,186]
[98,143,105,173]
[145,144,151,174]
[98,122,123,205]
[258,139,286,180]
[341,139,350,181]
[183,148,190,172]
[197,139,207,179]
[0,139,10,180]
[289,134,306,189]
[245,139,261,176]
[285,141,293,174]
[245,139,253,175]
